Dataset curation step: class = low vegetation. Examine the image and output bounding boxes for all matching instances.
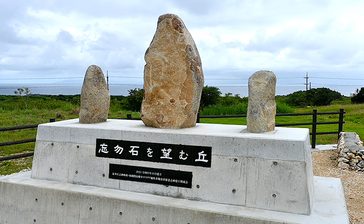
[285,88,342,107]
[1,86,363,175]
[351,87,364,104]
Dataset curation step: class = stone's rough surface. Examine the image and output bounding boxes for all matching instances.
[79,65,110,123]
[141,14,204,129]
[247,71,277,133]
[337,132,364,171]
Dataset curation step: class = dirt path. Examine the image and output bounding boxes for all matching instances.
[312,150,364,224]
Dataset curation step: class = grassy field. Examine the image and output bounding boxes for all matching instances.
[201,103,364,145]
[1,95,363,175]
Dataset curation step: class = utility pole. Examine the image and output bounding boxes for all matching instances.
[106,70,109,90]
[309,82,312,90]
[304,72,309,91]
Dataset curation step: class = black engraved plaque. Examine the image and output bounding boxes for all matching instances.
[109,164,193,188]
[96,139,212,167]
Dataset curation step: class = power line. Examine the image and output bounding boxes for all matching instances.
[0,77,84,80]
[0,84,315,90]
[312,84,363,86]
[310,77,364,80]
[0,74,318,81]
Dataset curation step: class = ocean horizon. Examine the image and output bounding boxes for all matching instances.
[0,82,358,97]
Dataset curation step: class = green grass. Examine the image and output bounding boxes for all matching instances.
[0,157,33,175]
[200,101,294,115]
[200,103,364,145]
[1,95,363,175]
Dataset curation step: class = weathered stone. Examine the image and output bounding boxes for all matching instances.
[358,160,364,168]
[338,162,350,169]
[79,65,110,123]
[338,157,349,163]
[342,147,349,153]
[247,71,276,133]
[141,14,204,128]
[349,145,362,153]
[339,151,349,159]
[347,152,355,159]
[351,159,359,164]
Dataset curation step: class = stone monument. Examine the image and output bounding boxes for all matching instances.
[247,70,276,133]
[141,14,204,129]
[79,65,110,123]
[0,14,349,224]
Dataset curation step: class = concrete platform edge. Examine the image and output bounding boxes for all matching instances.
[0,172,349,224]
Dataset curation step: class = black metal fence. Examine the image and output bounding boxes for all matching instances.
[0,109,345,162]
[196,109,345,148]
[0,119,55,162]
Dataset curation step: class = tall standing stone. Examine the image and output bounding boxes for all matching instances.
[141,14,204,129]
[79,65,110,123]
[247,71,276,133]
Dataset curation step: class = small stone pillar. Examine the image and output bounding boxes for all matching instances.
[79,65,110,123]
[247,70,276,133]
[141,14,204,128]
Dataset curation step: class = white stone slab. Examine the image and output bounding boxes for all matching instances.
[36,119,309,161]
[0,172,349,224]
[31,119,313,214]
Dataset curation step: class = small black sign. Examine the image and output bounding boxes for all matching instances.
[96,139,211,167]
[109,164,192,188]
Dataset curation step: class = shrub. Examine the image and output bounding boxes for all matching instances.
[306,88,342,106]
[351,88,364,103]
[200,86,221,109]
[123,88,144,112]
[286,88,342,107]
[276,102,294,113]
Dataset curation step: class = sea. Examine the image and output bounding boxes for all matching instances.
[0,82,359,97]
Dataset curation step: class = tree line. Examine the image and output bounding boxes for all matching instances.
[11,85,364,113]
[123,86,364,112]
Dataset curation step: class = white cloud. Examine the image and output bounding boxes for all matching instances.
[0,0,363,95]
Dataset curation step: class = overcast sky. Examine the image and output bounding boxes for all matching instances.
[0,0,363,95]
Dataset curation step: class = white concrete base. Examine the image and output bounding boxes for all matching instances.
[0,172,349,224]
[31,119,314,214]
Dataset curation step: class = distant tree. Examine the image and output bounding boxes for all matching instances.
[14,87,31,96]
[124,88,144,111]
[285,90,309,107]
[219,93,242,106]
[306,88,342,106]
[286,88,342,107]
[14,87,32,109]
[200,86,221,109]
[351,87,364,103]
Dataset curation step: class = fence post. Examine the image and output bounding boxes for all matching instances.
[127,114,132,120]
[311,109,317,149]
[338,108,345,138]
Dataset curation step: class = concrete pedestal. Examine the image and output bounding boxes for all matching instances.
[0,172,348,224]
[0,119,349,223]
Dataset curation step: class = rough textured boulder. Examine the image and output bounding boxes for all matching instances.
[247,71,276,133]
[141,14,204,128]
[79,65,110,123]
[337,132,364,171]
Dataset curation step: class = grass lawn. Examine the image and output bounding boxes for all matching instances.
[201,103,364,145]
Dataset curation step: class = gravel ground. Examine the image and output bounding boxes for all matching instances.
[312,150,364,224]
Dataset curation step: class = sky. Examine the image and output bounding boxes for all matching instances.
[0,0,364,96]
